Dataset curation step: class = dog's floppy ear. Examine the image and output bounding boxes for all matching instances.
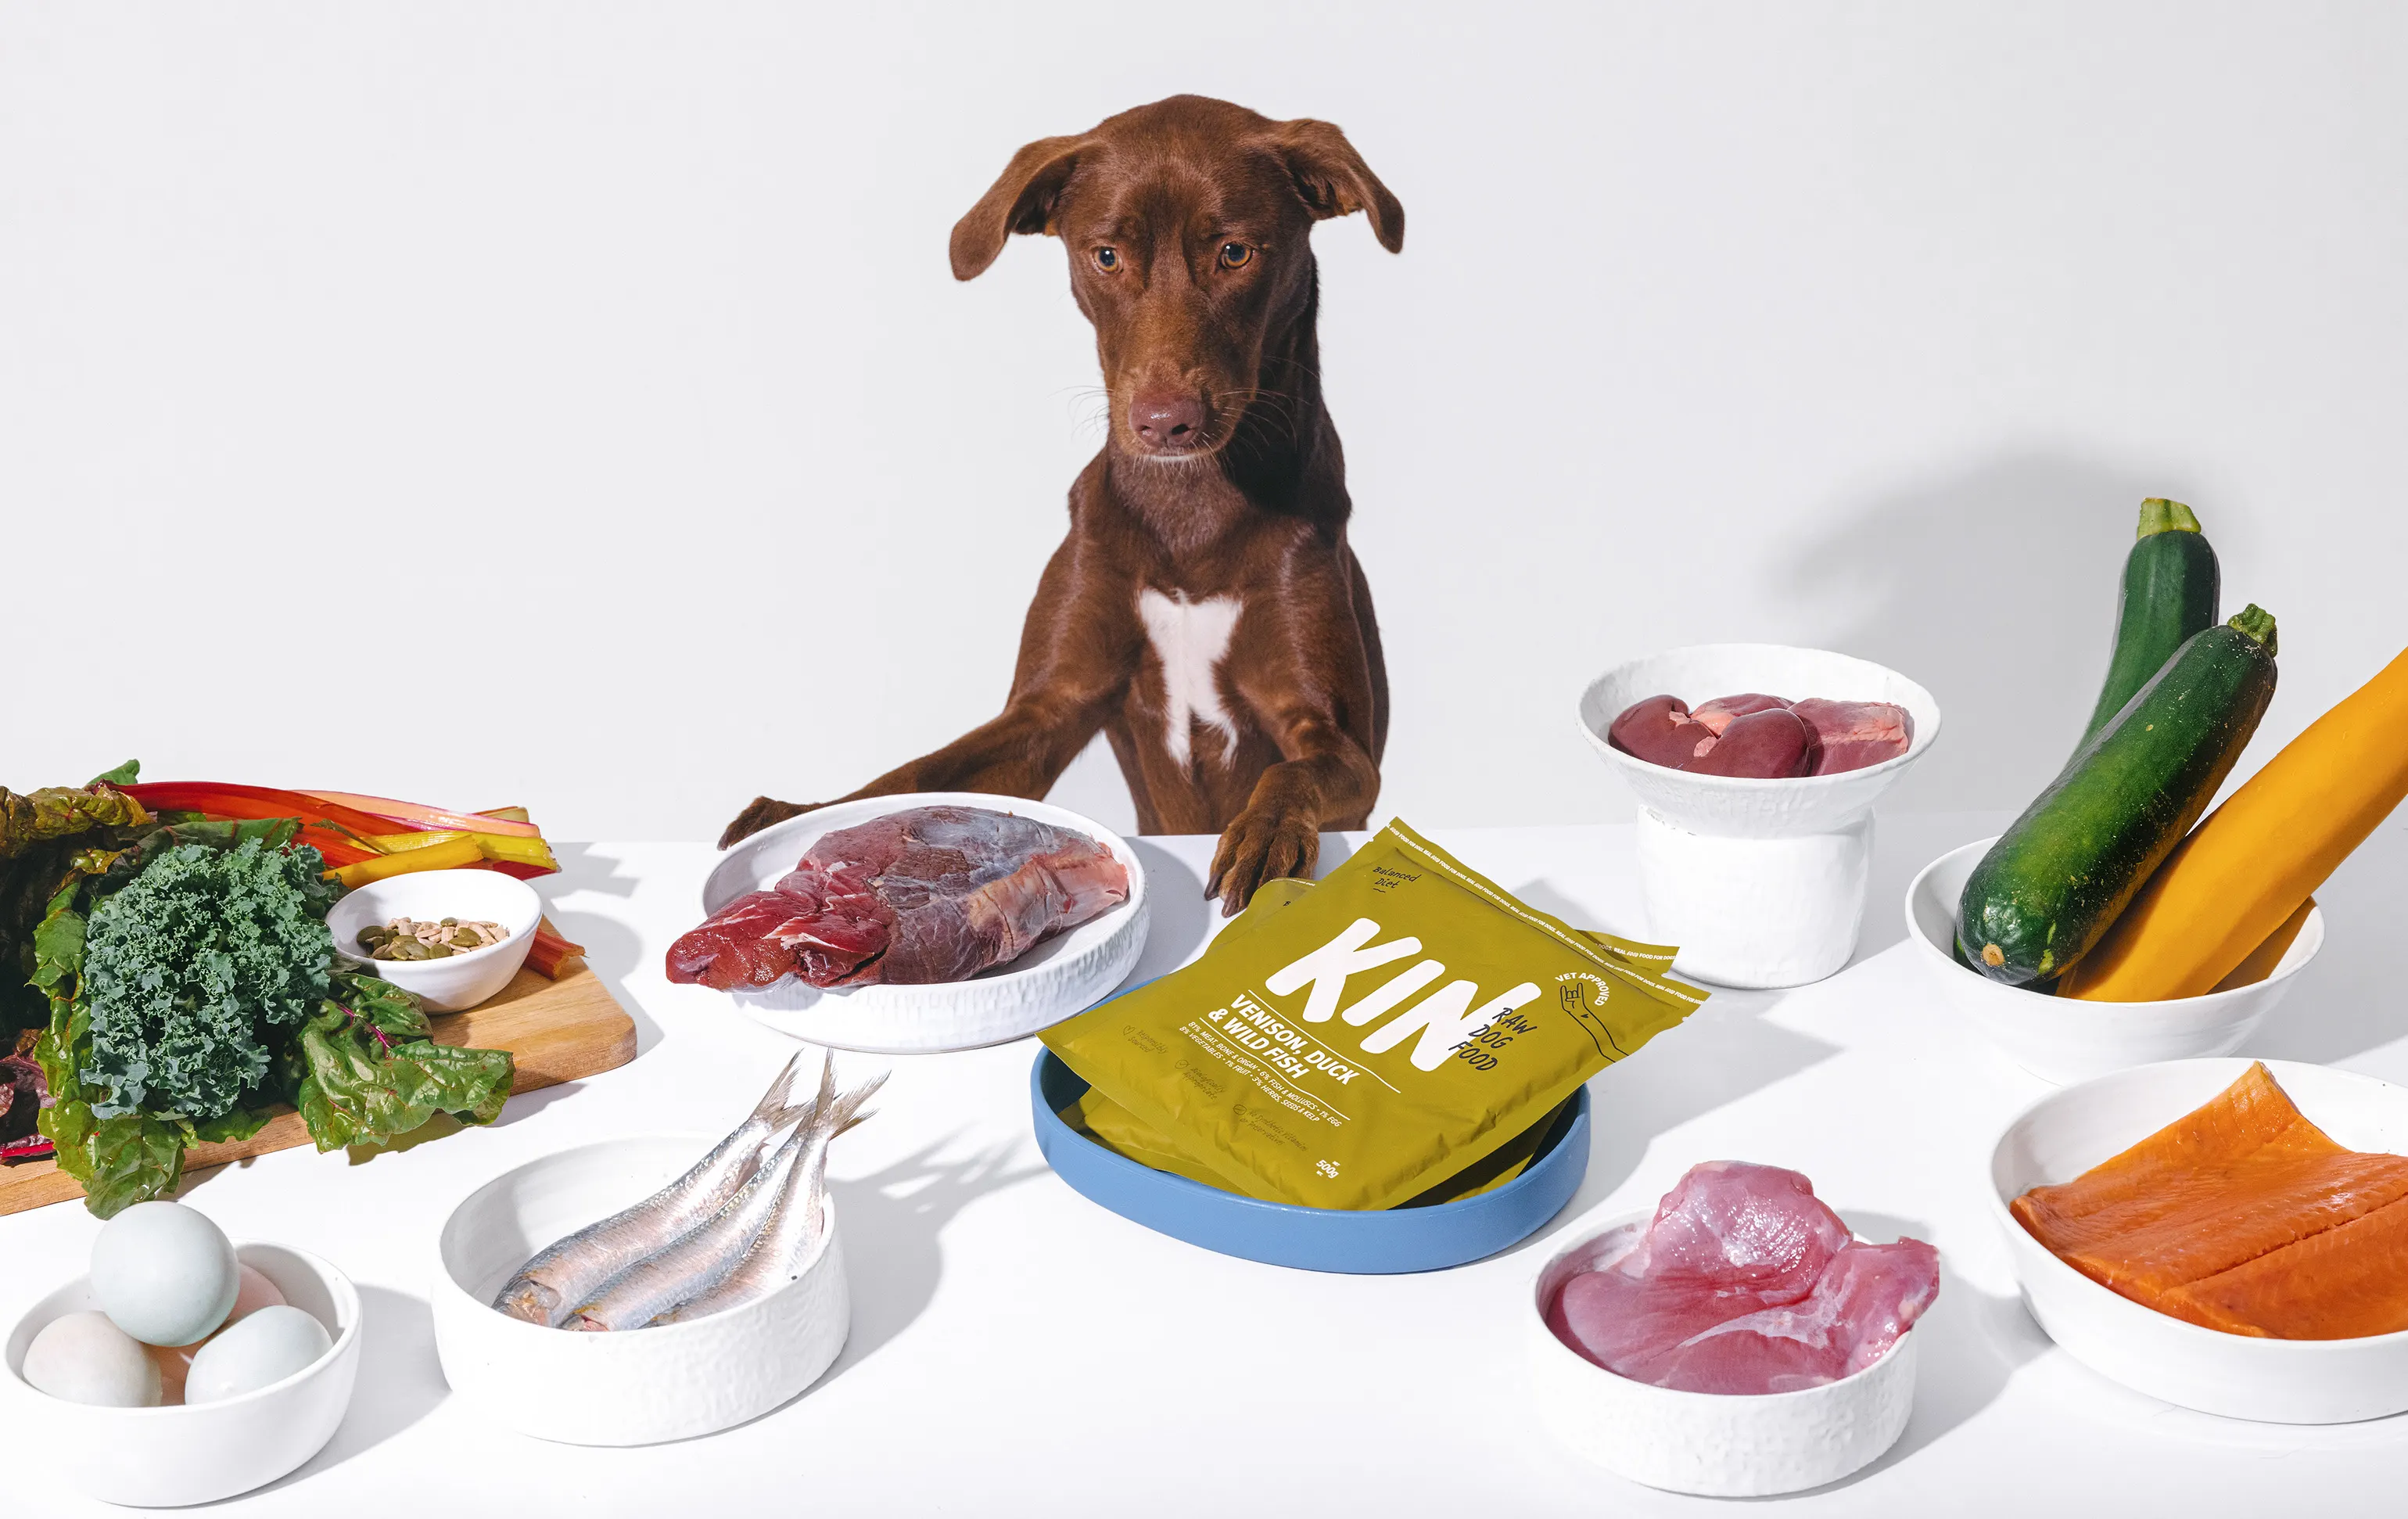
[1272,119,1404,253]
[950,134,1092,282]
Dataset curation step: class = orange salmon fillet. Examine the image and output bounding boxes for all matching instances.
[2162,1196,2408,1339]
[2011,1063,2408,1338]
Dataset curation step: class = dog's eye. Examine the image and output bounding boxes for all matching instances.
[1093,246,1119,272]
[1218,242,1252,270]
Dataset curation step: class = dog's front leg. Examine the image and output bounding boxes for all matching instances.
[1204,703,1380,914]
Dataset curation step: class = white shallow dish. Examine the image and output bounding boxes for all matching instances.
[699,791,1149,1054]
[1528,1209,1920,1496]
[3,1243,361,1507]
[1989,1058,2408,1423]
[326,867,543,1012]
[432,1134,849,1445]
[1907,839,2323,1084]
[1574,643,1942,839]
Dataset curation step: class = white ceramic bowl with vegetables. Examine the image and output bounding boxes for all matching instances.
[1527,1208,1921,1496]
[3,1241,361,1506]
[328,867,542,1012]
[1907,838,2323,1084]
[432,1133,851,1445]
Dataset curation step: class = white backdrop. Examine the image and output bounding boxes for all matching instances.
[5,2,2403,842]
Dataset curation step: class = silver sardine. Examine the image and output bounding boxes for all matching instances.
[491,1053,812,1325]
[652,1068,886,1324]
[561,1058,837,1332]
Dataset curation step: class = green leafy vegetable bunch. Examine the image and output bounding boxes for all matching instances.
[81,837,339,1122]
[19,786,517,1217]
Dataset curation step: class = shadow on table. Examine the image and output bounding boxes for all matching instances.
[543,842,665,1058]
[811,1132,1049,1390]
[1548,986,1844,1223]
[1806,1211,2047,1492]
[217,1285,444,1504]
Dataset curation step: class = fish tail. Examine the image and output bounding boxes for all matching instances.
[749,1050,808,1124]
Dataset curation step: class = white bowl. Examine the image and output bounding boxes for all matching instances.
[326,868,543,1012]
[1988,1058,2408,1422]
[1575,643,1942,839]
[2,1242,361,1507]
[432,1134,849,1445]
[699,792,1149,1054]
[1527,1209,1921,1496]
[1907,839,2324,1084]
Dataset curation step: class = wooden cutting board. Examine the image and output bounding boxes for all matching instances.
[0,930,637,1216]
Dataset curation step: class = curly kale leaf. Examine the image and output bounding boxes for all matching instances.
[294,970,513,1151]
[80,838,338,1122]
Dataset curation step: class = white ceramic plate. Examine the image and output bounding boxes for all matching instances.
[698,792,1149,1054]
[1988,1058,2408,1423]
[1908,839,2323,1084]
[432,1134,848,1445]
[1528,1208,1921,1496]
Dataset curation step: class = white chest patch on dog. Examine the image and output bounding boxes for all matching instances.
[1136,588,1243,770]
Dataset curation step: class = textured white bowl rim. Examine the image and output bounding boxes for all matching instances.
[1530,1208,1919,1404]
[1575,643,1943,793]
[5,1241,359,1414]
[1986,1058,2408,1358]
[1904,837,2325,1010]
[698,792,1148,1053]
[435,1133,838,1339]
[326,867,544,971]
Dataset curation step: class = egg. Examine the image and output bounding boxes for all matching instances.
[143,1264,287,1403]
[23,1310,163,1406]
[185,1304,330,1403]
[91,1201,240,1348]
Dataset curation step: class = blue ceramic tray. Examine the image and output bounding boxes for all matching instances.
[1031,1050,1591,1273]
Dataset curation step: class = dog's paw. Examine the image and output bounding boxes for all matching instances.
[1206,805,1322,917]
[717,795,821,849]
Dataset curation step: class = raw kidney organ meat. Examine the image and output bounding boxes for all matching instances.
[1606,692,1914,777]
[1546,1160,1940,1394]
[1791,698,1915,774]
[667,806,1130,990]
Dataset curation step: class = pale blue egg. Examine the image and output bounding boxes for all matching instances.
[91,1201,240,1348]
[185,1305,332,1402]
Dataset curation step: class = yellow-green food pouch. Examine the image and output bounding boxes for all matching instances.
[1060,1083,1581,1205]
[1040,820,1706,1209]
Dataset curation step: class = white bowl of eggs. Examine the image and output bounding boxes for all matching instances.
[2,1201,361,1507]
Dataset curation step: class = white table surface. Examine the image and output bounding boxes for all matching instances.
[8,810,2407,1517]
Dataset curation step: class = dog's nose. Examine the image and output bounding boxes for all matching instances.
[1130,392,1207,451]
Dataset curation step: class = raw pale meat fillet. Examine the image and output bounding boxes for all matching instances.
[667,806,1129,991]
[1790,698,1913,774]
[1546,1161,1939,1395]
[2011,1063,2408,1338]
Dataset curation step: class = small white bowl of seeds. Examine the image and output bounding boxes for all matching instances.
[327,869,542,1012]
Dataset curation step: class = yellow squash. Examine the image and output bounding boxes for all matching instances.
[2064,646,2408,1000]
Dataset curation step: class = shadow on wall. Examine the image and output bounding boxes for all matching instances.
[1780,454,2173,814]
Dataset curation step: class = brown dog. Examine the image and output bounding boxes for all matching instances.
[722,95,1400,913]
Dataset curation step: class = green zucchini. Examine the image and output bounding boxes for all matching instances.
[2077,498,2220,750]
[1963,605,2277,986]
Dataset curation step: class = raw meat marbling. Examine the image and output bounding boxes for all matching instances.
[667,806,1130,991]
[1547,1161,1940,1395]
